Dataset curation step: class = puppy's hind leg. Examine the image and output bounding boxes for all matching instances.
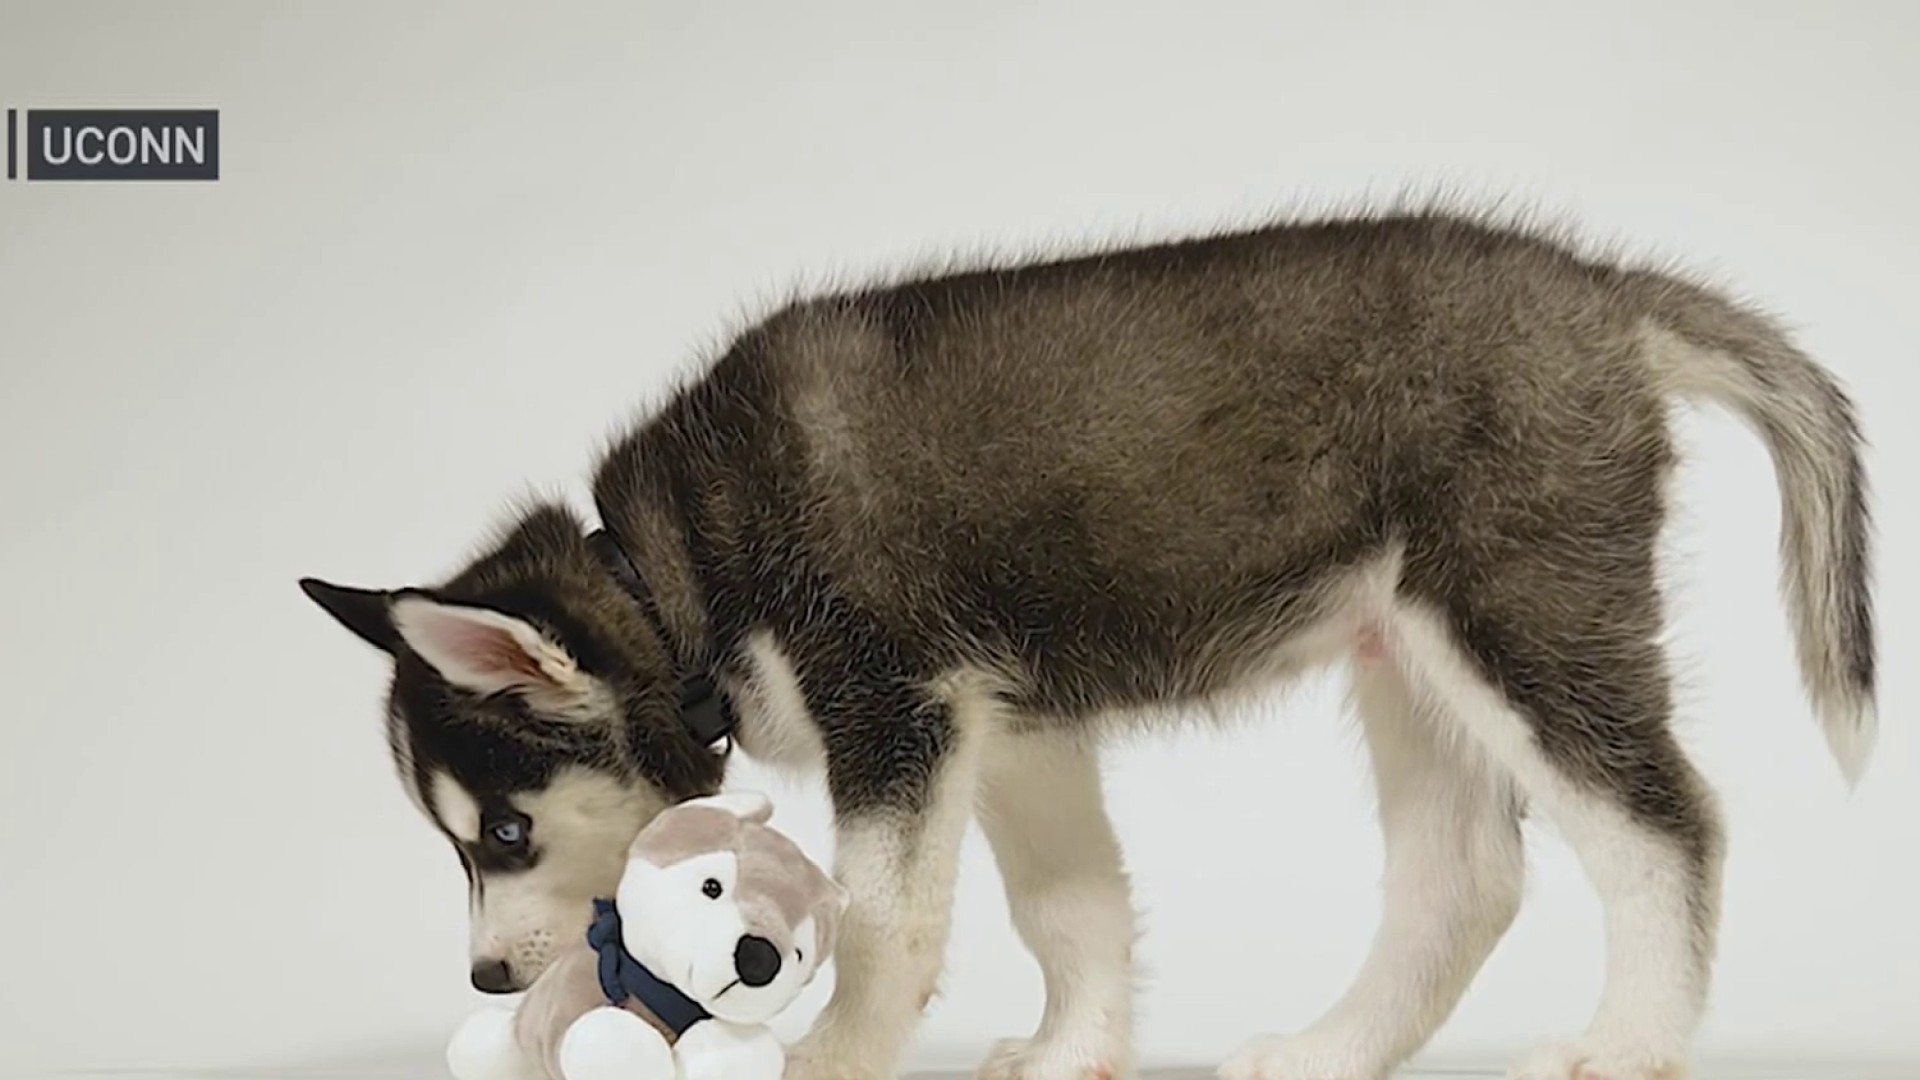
[1221,646,1524,1080]
[1389,597,1723,1080]
[976,729,1136,1080]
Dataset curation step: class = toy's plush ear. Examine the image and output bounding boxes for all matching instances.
[680,790,774,825]
[631,793,766,865]
[389,595,604,714]
[812,876,851,960]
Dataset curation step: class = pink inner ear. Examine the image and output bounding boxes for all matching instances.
[463,625,547,682]
[418,609,548,686]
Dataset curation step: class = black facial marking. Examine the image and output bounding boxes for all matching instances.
[464,801,541,875]
[414,742,545,882]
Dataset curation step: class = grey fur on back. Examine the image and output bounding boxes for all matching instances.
[584,211,1874,801]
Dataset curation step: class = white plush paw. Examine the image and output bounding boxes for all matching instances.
[1507,1039,1688,1080]
[1217,1033,1385,1080]
[978,1035,1122,1080]
[677,1020,786,1080]
[557,1005,676,1080]
[446,1005,536,1080]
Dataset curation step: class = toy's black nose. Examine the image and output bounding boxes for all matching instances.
[470,958,517,994]
[734,935,782,987]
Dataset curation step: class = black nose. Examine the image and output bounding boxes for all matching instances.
[733,935,782,987]
[470,958,516,994]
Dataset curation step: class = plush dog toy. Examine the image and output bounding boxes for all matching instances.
[446,791,846,1080]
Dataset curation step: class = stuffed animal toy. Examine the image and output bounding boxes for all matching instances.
[446,791,846,1080]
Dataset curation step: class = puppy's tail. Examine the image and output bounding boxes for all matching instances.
[1627,270,1877,783]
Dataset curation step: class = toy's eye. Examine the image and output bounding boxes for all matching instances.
[795,949,804,963]
[486,819,527,848]
[702,878,723,899]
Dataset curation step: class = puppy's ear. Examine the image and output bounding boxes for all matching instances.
[300,579,401,653]
[679,790,774,824]
[389,595,604,714]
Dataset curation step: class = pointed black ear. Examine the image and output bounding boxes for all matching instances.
[300,578,401,653]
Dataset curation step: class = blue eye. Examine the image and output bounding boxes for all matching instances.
[488,820,526,847]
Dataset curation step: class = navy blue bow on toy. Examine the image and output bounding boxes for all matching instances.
[587,898,713,1037]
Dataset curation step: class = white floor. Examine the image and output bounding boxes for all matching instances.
[30,1063,1918,1080]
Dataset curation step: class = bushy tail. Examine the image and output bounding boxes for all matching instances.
[1629,271,1878,783]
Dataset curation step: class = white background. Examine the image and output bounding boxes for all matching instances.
[0,1,1914,1075]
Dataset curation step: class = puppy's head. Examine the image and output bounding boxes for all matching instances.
[301,504,725,993]
[615,792,847,1025]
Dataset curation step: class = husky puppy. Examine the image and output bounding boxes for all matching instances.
[302,210,1874,1080]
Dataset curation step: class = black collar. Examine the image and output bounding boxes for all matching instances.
[586,528,735,755]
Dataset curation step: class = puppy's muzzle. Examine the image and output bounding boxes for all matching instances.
[470,958,519,994]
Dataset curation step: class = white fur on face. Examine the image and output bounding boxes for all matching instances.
[387,702,427,816]
[462,768,669,986]
[616,850,824,1025]
[431,771,481,843]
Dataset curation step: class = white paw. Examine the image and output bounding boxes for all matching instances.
[1218,1033,1385,1080]
[557,1006,676,1080]
[1507,1038,1688,1080]
[978,1035,1121,1080]
[446,1005,535,1080]
[782,1035,884,1080]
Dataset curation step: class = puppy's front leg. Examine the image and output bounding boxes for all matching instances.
[786,682,988,1080]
